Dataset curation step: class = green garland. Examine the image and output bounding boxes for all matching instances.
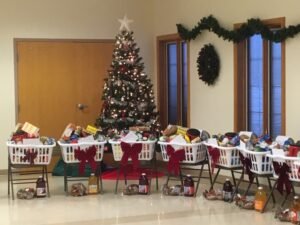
[177,15,300,43]
[197,44,220,86]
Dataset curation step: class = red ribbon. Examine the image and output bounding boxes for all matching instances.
[273,161,292,195]
[239,152,254,183]
[21,149,37,164]
[120,142,143,170]
[74,145,97,175]
[166,145,185,175]
[207,146,220,174]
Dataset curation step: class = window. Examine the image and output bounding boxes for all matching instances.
[157,34,189,128]
[234,18,285,138]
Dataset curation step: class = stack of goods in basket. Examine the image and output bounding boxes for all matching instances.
[10,122,55,145]
[159,124,209,143]
[211,132,241,147]
[60,123,106,143]
[109,125,157,142]
[240,132,296,154]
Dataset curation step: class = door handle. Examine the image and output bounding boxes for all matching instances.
[77,103,88,110]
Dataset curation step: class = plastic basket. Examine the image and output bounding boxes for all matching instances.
[239,148,273,175]
[108,140,156,161]
[205,142,242,168]
[7,141,55,165]
[58,141,105,164]
[158,141,206,164]
[267,151,300,182]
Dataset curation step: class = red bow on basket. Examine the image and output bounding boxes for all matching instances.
[21,149,38,165]
[74,145,97,175]
[239,152,254,183]
[207,146,220,174]
[273,161,292,195]
[166,145,185,175]
[120,142,143,171]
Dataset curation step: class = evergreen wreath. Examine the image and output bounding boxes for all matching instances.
[177,15,300,43]
[197,44,220,86]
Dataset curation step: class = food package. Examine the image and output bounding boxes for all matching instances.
[17,188,36,200]
[203,189,223,200]
[162,184,183,196]
[71,183,87,197]
[123,184,139,195]
[235,194,255,209]
[162,124,178,137]
[61,123,76,141]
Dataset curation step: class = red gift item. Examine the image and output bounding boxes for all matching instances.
[288,145,300,157]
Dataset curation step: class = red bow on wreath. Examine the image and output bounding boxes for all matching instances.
[166,145,185,175]
[120,142,142,170]
[239,152,254,183]
[273,161,292,195]
[21,149,37,164]
[74,146,97,175]
[207,146,220,174]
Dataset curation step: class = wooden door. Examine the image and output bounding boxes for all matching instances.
[16,40,114,139]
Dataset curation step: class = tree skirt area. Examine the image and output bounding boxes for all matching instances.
[101,165,165,180]
[52,158,164,180]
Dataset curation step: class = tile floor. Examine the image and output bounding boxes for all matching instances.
[0,172,288,225]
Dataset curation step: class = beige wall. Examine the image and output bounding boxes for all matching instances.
[153,0,300,139]
[1,0,300,170]
[0,0,154,169]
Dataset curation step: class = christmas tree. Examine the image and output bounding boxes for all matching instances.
[95,16,159,134]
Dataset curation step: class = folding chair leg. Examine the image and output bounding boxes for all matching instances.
[166,172,170,186]
[281,182,294,207]
[97,162,103,194]
[207,161,213,189]
[255,177,260,187]
[8,161,11,196]
[281,193,291,207]
[267,177,276,204]
[114,165,121,194]
[194,164,204,196]
[63,163,68,194]
[244,179,253,196]
[262,180,277,213]
[152,156,159,191]
[231,169,244,201]
[179,168,184,186]
[231,170,237,187]
[210,168,221,190]
[44,166,50,197]
[11,169,14,200]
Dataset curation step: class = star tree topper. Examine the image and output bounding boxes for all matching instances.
[118,15,133,31]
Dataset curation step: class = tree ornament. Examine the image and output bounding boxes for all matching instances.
[118,15,133,31]
[197,44,220,86]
